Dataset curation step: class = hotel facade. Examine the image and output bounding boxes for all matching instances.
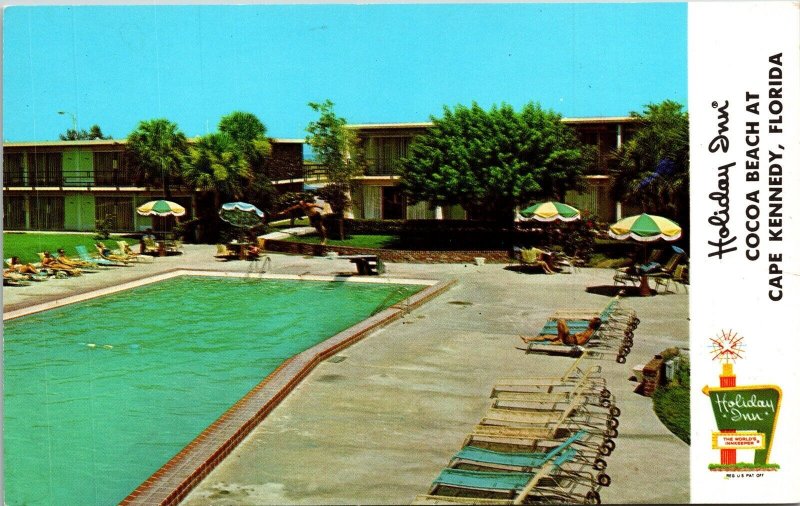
[2,116,637,232]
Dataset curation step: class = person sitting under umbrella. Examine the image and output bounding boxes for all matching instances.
[275,198,328,245]
[519,317,602,345]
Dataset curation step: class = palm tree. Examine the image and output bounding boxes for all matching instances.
[127,119,188,198]
[218,111,276,216]
[612,100,689,223]
[182,132,252,238]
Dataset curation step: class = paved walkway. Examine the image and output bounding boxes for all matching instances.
[3,246,689,504]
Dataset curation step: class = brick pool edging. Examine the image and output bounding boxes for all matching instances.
[261,238,511,264]
[119,276,456,506]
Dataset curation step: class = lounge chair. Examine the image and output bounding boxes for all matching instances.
[165,239,184,254]
[5,258,50,281]
[655,264,689,293]
[141,237,160,255]
[117,241,154,262]
[419,440,603,504]
[4,270,32,286]
[38,252,83,276]
[214,244,239,261]
[450,430,587,471]
[95,242,134,263]
[75,245,130,267]
[515,247,559,274]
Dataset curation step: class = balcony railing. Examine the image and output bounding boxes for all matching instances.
[3,170,146,189]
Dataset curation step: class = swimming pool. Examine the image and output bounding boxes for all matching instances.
[3,275,424,506]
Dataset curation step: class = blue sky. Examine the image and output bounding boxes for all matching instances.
[3,3,687,142]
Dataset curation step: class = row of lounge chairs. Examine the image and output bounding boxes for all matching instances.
[3,241,154,287]
[613,251,689,294]
[520,295,639,364]
[414,357,618,504]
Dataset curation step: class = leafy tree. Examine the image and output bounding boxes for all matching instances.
[219,111,267,145]
[59,124,111,141]
[612,100,689,226]
[305,100,363,238]
[218,111,275,212]
[183,132,251,205]
[399,102,587,224]
[182,132,251,241]
[127,119,188,198]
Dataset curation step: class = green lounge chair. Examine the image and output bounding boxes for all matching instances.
[452,430,586,470]
[75,245,129,267]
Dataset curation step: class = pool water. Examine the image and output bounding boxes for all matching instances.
[3,276,419,506]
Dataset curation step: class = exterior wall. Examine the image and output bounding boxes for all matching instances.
[3,139,302,232]
[349,119,634,223]
[265,142,304,181]
[565,177,615,222]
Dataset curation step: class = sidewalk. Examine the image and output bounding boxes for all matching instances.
[3,247,689,504]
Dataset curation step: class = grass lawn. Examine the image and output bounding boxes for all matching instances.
[3,232,139,264]
[653,383,691,444]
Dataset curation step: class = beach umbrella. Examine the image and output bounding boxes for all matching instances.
[608,213,681,242]
[136,200,186,217]
[518,201,581,222]
[219,201,265,228]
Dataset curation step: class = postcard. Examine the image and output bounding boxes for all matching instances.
[1,1,797,505]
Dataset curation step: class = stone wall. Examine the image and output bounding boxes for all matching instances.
[261,239,511,264]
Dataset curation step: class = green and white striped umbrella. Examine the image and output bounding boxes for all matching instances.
[518,201,581,222]
[136,200,186,217]
[608,213,681,242]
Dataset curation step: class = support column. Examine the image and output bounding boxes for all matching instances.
[434,206,444,220]
[719,363,737,465]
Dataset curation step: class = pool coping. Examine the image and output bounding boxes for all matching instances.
[3,269,442,321]
[20,271,454,506]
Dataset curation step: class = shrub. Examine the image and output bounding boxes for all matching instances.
[94,214,114,239]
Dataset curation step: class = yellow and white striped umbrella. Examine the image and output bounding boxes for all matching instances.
[136,200,186,217]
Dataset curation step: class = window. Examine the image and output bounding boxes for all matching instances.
[94,151,129,185]
[3,153,26,185]
[27,152,62,186]
[95,197,134,231]
[3,196,26,229]
[365,136,411,176]
[29,196,65,230]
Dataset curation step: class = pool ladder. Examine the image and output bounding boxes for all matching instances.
[245,255,272,279]
[371,286,412,317]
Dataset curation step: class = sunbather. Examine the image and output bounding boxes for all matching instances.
[95,242,130,262]
[41,251,82,276]
[8,256,44,275]
[520,317,602,345]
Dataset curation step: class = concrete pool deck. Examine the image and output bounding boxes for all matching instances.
[2,245,689,504]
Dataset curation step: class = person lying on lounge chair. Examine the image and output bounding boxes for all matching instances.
[95,242,131,263]
[57,249,98,269]
[8,256,45,275]
[520,317,602,345]
[41,251,82,276]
